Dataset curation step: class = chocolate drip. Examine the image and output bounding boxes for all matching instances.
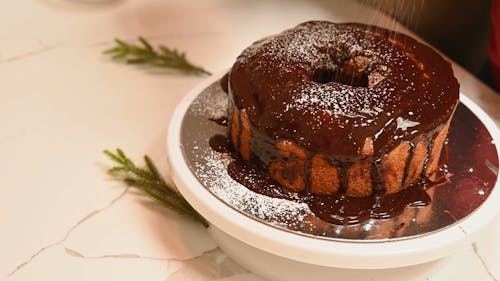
[338,165,349,193]
[394,222,406,232]
[234,110,242,151]
[370,159,384,193]
[422,136,435,178]
[402,142,416,185]
[224,152,436,225]
[209,134,232,153]
[304,154,313,193]
[209,116,228,126]
[442,140,449,165]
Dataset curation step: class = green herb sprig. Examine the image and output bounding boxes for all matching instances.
[103,37,210,76]
[104,148,208,227]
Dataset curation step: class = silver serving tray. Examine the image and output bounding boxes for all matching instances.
[180,78,499,241]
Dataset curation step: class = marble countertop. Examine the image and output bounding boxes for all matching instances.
[1,0,499,280]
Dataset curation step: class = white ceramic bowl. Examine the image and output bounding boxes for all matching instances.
[167,72,500,281]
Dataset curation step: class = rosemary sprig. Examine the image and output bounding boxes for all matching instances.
[103,37,211,76]
[104,148,208,227]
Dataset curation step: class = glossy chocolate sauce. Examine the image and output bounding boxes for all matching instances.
[209,131,441,225]
[229,21,459,159]
[208,116,228,126]
[208,134,232,153]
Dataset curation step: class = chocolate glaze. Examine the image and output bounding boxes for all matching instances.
[209,134,232,153]
[208,116,228,126]
[402,142,416,185]
[370,159,384,192]
[229,21,459,159]
[210,132,438,225]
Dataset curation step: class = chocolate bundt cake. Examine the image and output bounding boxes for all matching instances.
[227,21,459,197]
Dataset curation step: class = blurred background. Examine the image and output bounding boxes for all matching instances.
[360,0,496,91]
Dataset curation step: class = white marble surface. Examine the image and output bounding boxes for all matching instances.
[1,0,499,280]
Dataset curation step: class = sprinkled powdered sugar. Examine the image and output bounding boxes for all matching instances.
[287,83,393,119]
[194,149,310,226]
[236,21,405,119]
[189,84,229,119]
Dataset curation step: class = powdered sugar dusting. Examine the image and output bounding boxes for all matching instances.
[287,82,394,119]
[194,148,310,227]
[190,83,229,119]
[236,21,406,119]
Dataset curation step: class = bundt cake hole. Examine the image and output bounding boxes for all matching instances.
[311,68,369,87]
[311,68,336,84]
